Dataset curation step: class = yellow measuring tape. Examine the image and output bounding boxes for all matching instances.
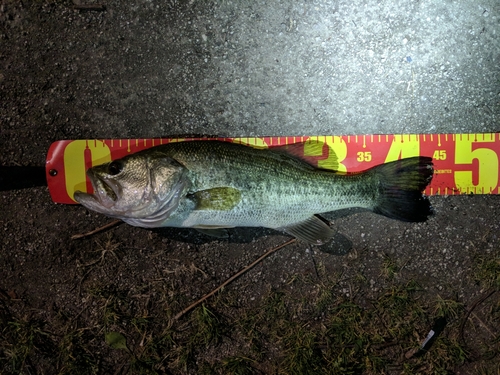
[46,133,500,204]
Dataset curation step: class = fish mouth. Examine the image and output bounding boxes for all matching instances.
[95,176,118,203]
[74,170,120,210]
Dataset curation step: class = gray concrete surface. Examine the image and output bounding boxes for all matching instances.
[204,1,499,136]
[1,0,498,146]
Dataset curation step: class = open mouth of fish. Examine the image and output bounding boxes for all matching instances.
[84,170,120,208]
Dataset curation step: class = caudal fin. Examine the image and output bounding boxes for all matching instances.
[372,157,434,222]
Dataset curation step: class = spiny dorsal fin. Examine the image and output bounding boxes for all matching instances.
[282,215,334,245]
[191,187,241,211]
[271,140,339,171]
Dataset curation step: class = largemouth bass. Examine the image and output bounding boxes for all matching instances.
[74,140,433,245]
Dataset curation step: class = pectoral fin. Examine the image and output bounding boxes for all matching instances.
[190,187,241,211]
[282,216,334,245]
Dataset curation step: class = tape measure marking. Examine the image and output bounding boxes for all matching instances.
[45,133,500,204]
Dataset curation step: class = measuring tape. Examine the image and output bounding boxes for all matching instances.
[46,133,500,204]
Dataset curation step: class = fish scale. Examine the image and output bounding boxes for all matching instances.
[158,141,374,228]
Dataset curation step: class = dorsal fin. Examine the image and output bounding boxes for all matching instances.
[271,141,339,171]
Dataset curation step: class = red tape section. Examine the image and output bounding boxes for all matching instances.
[46,134,500,204]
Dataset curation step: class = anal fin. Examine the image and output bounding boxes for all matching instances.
[282,216,334,245]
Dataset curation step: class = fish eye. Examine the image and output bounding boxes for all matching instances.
[108,160,123,176]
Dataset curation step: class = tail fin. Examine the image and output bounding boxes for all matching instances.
[372,157,434,222]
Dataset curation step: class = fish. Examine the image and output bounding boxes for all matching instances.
[74,140,434,245]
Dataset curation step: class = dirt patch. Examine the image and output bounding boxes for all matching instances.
[1,184,499,373]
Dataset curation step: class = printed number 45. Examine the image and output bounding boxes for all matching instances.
[433,150,446,160]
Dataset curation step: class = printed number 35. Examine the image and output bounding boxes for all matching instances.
[357,151,372,162]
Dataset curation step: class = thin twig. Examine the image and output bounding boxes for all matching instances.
[471,312,496,339]
[459,287,497,343]
[308,249,320,280]
[173,238,297,321]
[71,219,122,240]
